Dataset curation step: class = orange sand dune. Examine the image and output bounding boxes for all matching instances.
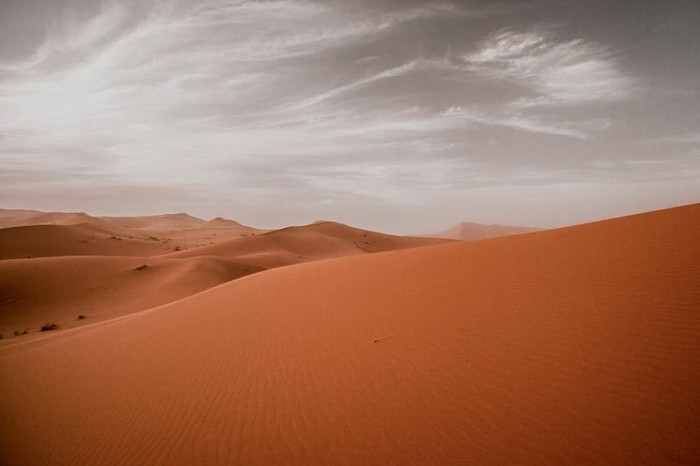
[429,220,540,240]
[0,221,447,336]
[1,204,698,464]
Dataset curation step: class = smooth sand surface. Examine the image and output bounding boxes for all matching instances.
[1,204,698,464]
[0,218,447,336]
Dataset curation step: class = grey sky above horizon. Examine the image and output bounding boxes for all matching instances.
[1,0,699,234]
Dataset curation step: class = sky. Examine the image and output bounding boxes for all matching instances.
[1,0,699,234]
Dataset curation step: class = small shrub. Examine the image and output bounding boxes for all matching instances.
[40,323,59,332]
[77,315,87,320]
[134,264,148,271]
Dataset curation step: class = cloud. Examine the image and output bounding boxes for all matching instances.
[5,0,694,232]
[1,1,480,201]
[441,105,596,139]
[464,30,635,107]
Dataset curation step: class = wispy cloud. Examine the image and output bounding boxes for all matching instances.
[441,105,599,139]
[1,0,485,206]
[464,30,635,107]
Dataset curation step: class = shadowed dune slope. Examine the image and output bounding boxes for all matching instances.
[1,204,699,465]
[0,255,264,336]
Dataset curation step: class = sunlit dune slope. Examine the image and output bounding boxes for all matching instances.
[0,204,698,465]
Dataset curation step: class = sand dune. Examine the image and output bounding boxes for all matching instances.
[0,219,447,336]
[1,204,698,464]
[429,221,540,240]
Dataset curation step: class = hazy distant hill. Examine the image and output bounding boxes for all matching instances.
[429,221,540,240]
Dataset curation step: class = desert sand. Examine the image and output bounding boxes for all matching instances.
[0,204,699,464]
[0,212,448,336]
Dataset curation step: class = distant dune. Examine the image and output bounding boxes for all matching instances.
[0,208,111,229]
[1,204,698,464]
[203,216,246,228]
[100,212,217,230]
[0,208,254,233]
[0,209,258,259]
[428,221,540,240]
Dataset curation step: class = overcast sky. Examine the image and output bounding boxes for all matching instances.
[1,0,698,233]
